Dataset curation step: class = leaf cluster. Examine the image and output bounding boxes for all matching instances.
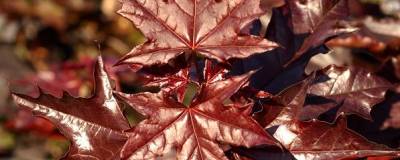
[11,0,400,159]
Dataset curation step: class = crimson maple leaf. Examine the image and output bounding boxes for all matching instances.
[116,0,278,67]
[115,71,278,160]
[265,75,400,160]
[144,67,191,102]
[285,0,357,65]
[203,59,229,84]
[12,57,130,160]
[300,65,393,121]
[142,60,229,103]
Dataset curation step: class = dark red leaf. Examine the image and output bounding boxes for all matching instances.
[382,101,400,129]
[301,65,392,121]
[115,71,278,160]
[203,59,228,84]
[285,0,357,66]
[274,116,400,160]
[265,74,314,128]
[142,59,230,103]
[253,102,283,128]
[12,57,130,160]
[116,0,278,67]
[260,0,285,11]
[289,0,342,34]
[233,7,324,94]
[144,68,191,102]
[266,76,400,160]
[230,152,253,160]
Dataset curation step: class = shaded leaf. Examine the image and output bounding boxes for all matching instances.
[203,59,229,84]
[233,7,327,94]
[382,101,400,129]
[144,68,191,102]
[265,74,315,129]
[301,65,392,121]
[267,76,400,160]
[377,56,400,83]
[116,0,278,67]
[12,57,129,160]
[116,71,278,160]
[274,116,400,160]
[286,0,357,65]
[289,0,343,34]
[261,0,285,11]
[345,91,400,149]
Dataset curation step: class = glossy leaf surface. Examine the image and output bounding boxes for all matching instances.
[12,57,130,160]
[8,1,400,160]
[144,68,190,102]
[203,59,228,84]
[116,0,278,67]
[286,0,357,65]
[267,76,400,160]
[301,65,392,121]
[116,72,278,160]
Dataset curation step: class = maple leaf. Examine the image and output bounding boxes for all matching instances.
[232,5,327,93]
[300,65,393,121]
[115,71,278,160]
[12,57,130,160]
[115,0,278,67]
[142,59,228,103]
[265,75,400,160]
[285,0,358,66]
[203,59,229,84]
[203,60,260,115]
[144,67,191,103]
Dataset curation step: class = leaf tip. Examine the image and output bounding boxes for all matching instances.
[11,93,20,103]
[10,92,33,109]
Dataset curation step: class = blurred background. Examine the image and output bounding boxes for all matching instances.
[0,0,146,159]
[0,0,399,159]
